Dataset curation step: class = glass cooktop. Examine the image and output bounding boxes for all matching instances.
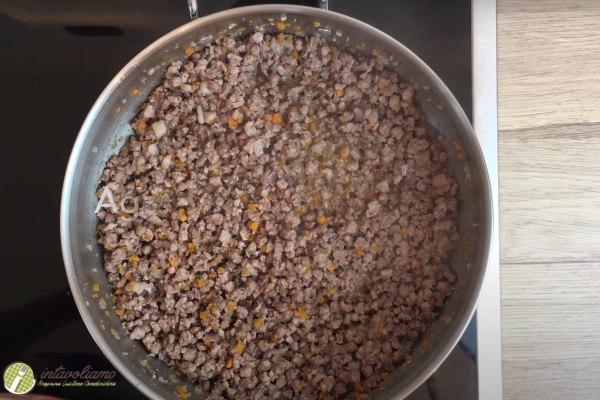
[0,0,477,398]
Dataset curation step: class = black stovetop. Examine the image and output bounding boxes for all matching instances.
[0,1,475,399]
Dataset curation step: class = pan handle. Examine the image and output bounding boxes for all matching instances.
[187,0,328,20]
[188,0,199,20]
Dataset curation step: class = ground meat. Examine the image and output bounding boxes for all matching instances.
[96,30,459,400]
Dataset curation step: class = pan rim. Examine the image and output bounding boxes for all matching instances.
[60,4,493,400]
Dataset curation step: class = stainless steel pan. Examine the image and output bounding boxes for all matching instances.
[60,4,492,399]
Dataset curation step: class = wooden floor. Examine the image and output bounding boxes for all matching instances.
[498,0,600,398]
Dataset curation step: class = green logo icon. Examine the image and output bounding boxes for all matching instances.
[3,362,36,394]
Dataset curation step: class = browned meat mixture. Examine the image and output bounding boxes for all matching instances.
[96,31,459,400]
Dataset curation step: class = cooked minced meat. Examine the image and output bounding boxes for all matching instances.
[96,30,459,400]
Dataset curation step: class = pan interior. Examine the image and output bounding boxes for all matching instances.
[61,6,490,400]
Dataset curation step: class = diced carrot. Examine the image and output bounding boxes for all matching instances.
[194,278,206,287]
[297,308,309,319]
[175,386,190,399]
[168,255,179,267]
[226,301,236,312]
[178,208,188,222]
[235,341,245,355]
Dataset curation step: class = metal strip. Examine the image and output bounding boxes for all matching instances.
[472,0,502,399]
[187,0,198,20]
